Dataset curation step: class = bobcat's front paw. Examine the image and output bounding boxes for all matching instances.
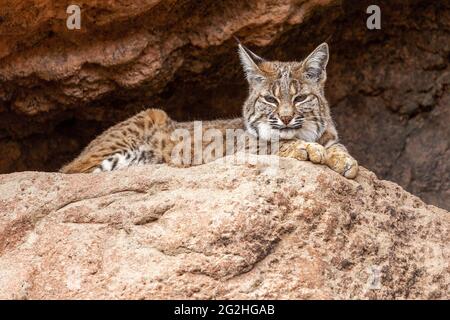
[278,140,326,163]
[325,151,359,179]
[278,140,308,161]
[305,142,326,164]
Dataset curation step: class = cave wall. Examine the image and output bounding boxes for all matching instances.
[0,0,449,209]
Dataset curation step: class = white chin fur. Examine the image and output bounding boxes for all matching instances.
[257,123,297,140]
[256,122,318,141]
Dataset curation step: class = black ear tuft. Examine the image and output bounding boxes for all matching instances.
[303,43,329,82]
[237,43,266,83]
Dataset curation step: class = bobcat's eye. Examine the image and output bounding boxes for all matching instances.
[263,95,278,105]
[294,94,308,104]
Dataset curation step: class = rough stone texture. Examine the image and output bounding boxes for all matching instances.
[0,155,448,299]
[0,0,449,210]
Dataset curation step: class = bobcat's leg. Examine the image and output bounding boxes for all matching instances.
[60,109,173,173]
[278,140,326,164]
[324,143,358,179]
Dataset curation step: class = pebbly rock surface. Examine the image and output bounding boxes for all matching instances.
[0,155,448,299]
[0,0,449,210]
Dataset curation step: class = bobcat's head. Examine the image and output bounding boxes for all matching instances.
[239,43,331,142]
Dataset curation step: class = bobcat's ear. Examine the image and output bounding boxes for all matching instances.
[302,43,329,82]
[238,43,266,84]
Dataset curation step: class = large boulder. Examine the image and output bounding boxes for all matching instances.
[0,0,449,209]
[0,156,448,299]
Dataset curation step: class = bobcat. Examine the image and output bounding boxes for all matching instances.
[61,42,358,179]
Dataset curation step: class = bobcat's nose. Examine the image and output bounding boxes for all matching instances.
[280,115,294,125]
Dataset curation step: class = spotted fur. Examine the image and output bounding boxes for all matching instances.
[61,43,358,178]
[61,109,175,173]
[238,42,358,178]
[239,43,335,144]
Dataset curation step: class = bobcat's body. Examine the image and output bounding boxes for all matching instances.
[61,43,358,178]
[61,110,245,173]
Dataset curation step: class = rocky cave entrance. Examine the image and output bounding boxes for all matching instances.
[0,0,448,209]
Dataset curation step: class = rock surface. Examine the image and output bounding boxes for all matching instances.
[0,0,449,208]
[0,155,448,299]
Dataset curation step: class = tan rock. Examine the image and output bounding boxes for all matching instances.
[0,155,448,299]
[0,0,448,211]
